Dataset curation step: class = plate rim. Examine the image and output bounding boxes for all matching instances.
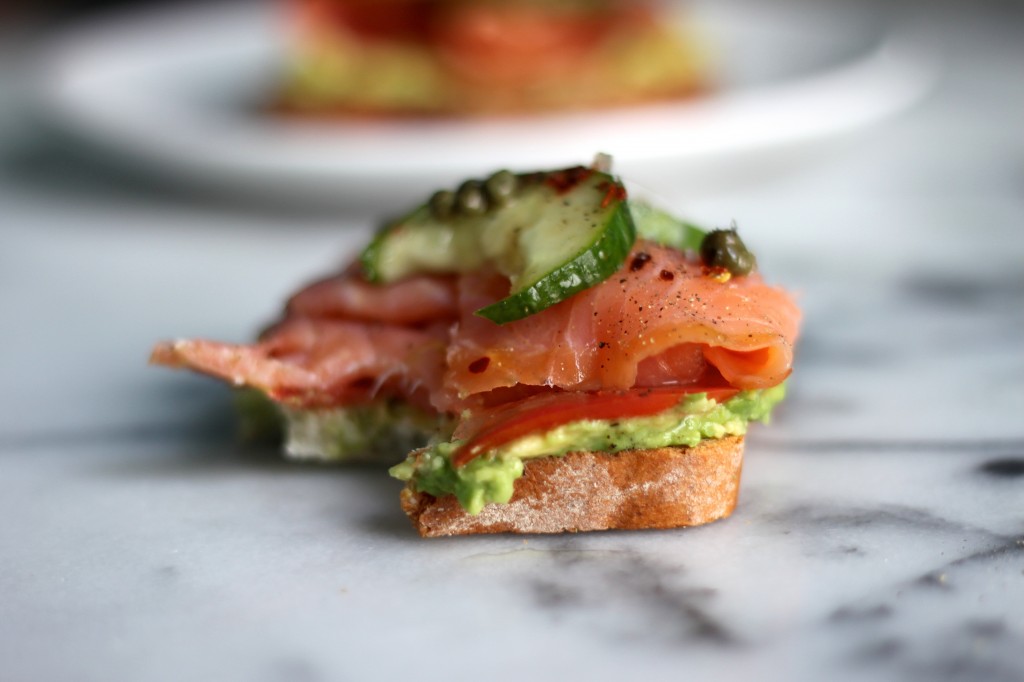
[30,0,939,194]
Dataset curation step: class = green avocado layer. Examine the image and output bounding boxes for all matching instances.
[282,24,705,113]
[235,390,446,464]
[390,385,786,514]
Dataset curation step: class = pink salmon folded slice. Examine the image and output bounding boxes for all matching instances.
[151,241,800,416]
[439,240,800,411]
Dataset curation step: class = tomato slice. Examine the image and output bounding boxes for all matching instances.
[431,4,613,86]
[452,387,738,467]
[292,0,432,43]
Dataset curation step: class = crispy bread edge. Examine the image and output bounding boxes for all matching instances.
[399,436,744,537]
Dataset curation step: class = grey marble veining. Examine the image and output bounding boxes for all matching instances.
[1,440,1021,682]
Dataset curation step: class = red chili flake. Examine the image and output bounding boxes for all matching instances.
[630,252,652,271]
[659,269,675,281]
[468,357,490,374]
[599,183,627,209]
[544,167,593,194]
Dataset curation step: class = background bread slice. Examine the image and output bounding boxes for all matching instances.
[400,436,744,537]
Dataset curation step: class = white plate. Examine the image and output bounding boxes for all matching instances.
[34,0,936,207]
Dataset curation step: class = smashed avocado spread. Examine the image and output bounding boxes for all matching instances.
[235,390,445,463]
[390,386,785,514]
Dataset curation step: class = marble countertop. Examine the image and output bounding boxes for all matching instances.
[1,2,1022,681]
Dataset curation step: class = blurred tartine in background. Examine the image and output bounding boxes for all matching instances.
[279,0,707,116]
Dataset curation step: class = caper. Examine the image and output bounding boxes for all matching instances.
[456,180,488,216]
[429,189,456,219]
[484,170,517,206]
[700,228,757,276]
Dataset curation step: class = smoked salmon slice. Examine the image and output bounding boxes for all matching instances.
[152,242,798,417]
[151,317,447,411]
[285,270,459,325]
[442,240,799,409]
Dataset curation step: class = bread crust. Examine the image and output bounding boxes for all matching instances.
[400,436,744,537]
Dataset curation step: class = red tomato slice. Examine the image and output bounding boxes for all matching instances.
[292,0,432,43]
[452,387,738,467]
[431,5,612,85]
[339,2,433,43]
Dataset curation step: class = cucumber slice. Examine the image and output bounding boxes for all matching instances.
[361,206,484,283]
[361,168,636,324]
[630,201,706,252]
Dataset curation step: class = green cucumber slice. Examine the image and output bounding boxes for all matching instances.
[360,168,636,324]
[361,206,484,283]
[475,195,634,323]
[630,200,706,252]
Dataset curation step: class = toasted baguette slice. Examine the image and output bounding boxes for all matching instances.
[399,436,744,537]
